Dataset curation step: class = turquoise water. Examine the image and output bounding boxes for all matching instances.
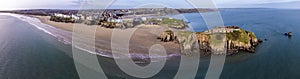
[1,9,300,79]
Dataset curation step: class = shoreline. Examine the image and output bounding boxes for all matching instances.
[1,13,263,60]
[28,15,183,61]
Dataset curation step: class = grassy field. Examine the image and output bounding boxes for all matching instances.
[226,29,249,44]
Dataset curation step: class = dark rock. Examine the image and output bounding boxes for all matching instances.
[159,30,176,42]
[284,32,292,36]
[258,39,264,43]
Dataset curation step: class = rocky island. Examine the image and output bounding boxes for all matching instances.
[159,26,262,56]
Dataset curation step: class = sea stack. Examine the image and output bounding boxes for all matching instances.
[158,30,176,42]
[285,32,292,36]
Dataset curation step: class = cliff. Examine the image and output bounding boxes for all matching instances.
[159,26,262,55]
[196,26,261,55]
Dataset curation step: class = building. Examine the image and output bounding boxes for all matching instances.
[86,16,93,21]
[205,26,240,34]
[71,14,80,20]
[54,13,64,17]
[141,17,147,21]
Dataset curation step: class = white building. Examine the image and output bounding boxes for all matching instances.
[86,16,93,21]
[141,17,147,21]
[114,19,123,23]
[54,13,64,17]
[71,14,80,20]
[205,27,240,34]
[54,13,71,18]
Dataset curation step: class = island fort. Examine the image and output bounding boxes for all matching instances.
[159,26,262,55]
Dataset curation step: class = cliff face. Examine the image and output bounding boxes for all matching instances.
[159,26,261,55]
[159,30,176,42]
[177,31,200,55]
[196,33,212,55]
[226,32,259,55]
[196,27,261,55]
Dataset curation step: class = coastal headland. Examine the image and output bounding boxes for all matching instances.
[159,26,262,56]
[4,8,261,61]
[34,15,182,61]
[34,15,261,59]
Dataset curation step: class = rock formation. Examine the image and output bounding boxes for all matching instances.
[284,32,292,36]
[159,26,262,56]
[196,27,261,55]
[196,33,212,55]
[158,30,176,42]
[198,27,261,55]
[176,31,200,55]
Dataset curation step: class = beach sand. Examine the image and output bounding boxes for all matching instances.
[34,16,182,59]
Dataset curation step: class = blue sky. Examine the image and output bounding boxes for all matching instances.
[0,0,300,10]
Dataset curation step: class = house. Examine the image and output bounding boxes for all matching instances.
[86,16,93,21]
[114,19,123,23]
[141,17,147,21]
[54,13,72,18]
[71,14,80,20]
[54,13,64,17]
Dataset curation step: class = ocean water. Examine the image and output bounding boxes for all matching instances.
[185,9,300,79]
[0,15,78,79]
[1,8,300,79]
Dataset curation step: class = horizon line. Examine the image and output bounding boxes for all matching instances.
[0,7,291,11]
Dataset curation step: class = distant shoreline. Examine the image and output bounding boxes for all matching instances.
[0,8,216,16]
[1,12,263,61]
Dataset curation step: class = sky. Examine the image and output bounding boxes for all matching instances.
[0,0,300,10]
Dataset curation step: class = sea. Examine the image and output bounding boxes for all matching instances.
[1,8,300,79]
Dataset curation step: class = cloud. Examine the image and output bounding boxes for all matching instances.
[2,0,300,10]
[246,1,300,9]
[213,0,300,8]
[71,0,88,5]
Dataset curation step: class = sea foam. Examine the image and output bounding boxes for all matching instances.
[3,13,178,62]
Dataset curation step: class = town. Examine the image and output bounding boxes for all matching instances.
[4,8,215,29]
[48,9,190,29]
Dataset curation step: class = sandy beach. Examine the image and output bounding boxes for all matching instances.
[33,15,182,60]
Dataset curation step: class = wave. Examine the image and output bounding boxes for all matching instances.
[3,13,180,62]
[12,14,72,45]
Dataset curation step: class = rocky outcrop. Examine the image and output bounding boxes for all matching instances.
[158,30,176,42]
[158,26,261,56]
[196,27,261,55]
[176,31,200,55]
[196,33,212,55]
[284,32,292,36]
[226,37,259,55]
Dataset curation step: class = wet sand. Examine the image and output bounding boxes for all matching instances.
[33,16,182,59]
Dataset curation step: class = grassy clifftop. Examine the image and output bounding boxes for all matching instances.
[226,29,254,44]
[159,26,261,55]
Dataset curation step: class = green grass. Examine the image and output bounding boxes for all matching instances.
[162,18,184,25]
[249,32,257,39]
[165,30,174,35]
[226,29,250,44]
